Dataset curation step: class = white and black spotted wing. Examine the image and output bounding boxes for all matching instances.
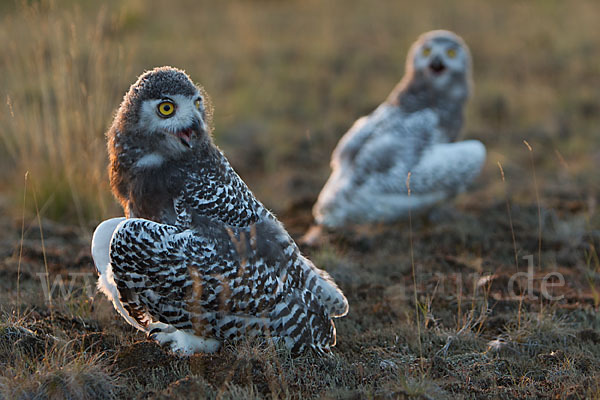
[166,145,349,320]
[102,217,337,353]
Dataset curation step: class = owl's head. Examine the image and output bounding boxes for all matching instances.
[406,30,472,97]
[112,66,210,157]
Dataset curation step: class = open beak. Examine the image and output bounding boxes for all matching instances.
[172,118,205,148]
[429,56,446,75]
[174,128,194,148]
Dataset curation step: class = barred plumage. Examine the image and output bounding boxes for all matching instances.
[313,30,486,227]
[92,66,347,354]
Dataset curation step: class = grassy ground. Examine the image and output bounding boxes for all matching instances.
[1,0,599,398]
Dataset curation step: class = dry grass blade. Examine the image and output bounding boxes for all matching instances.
[406,172,423,368]
[16,172,28,316]
[497,161,524,328]
[30,176,52,318]
[523,140,543,314]
[523,140,542,270]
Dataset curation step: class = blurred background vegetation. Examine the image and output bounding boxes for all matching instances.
[1,0,599,227]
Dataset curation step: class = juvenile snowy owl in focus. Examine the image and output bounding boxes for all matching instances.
[313,30,486,227]
[91,66,348,354]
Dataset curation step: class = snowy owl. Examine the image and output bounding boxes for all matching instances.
[313,30,486,227]
[92,66,348,354]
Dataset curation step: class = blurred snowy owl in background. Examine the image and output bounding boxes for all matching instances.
[92,67,348,354]
[313,30,486,227]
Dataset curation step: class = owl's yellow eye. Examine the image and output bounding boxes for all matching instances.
[157,100,175,117]
[194,99,201,110]
[446,48,457,58]
[422,47,431,57]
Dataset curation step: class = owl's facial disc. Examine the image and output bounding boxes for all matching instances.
[139,94,206,152]
[411,37,468,93]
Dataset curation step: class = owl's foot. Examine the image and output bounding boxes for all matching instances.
[149,326,221,355]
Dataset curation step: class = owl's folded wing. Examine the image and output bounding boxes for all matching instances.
[106,218,338,343]
[108,219,195,330]
[339,108,441,187]
[330,104,395,167]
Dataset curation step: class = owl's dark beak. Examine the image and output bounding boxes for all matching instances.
[429,56,446,74]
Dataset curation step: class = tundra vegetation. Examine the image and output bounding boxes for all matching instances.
[0,0,598,398]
